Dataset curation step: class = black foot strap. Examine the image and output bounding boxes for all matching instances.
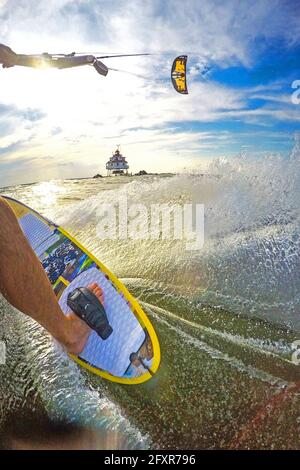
[67,287,113,340]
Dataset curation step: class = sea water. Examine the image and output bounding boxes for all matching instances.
[0,146,300,448]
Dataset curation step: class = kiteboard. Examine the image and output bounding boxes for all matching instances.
[3,196,160,384]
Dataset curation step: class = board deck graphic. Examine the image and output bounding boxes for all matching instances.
[3,196,160,384]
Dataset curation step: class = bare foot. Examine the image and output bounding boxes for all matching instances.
[64,283,104,355]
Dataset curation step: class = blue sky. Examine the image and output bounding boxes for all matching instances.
[0,0,299,186]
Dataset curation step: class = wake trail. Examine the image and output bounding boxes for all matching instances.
[142,302,293,361]
[142,301,290,388]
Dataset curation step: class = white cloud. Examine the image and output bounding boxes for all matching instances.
[2,0,299,64]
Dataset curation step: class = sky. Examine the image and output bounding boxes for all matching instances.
[0,0,300,186]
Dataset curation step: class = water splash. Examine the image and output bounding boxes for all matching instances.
[1,140,300,448]
[41,142,300,330]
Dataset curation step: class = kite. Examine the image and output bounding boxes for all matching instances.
[1,44,189,95]
[171,55,188,94]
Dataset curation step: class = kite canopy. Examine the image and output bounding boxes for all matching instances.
[171,55,188,94]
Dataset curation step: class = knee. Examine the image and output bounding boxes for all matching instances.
[0,197,17,224]
[0,196,11,213]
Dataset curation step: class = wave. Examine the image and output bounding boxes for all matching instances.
[43,141,300,330]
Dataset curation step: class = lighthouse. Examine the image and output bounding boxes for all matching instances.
[106,146,129,176]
